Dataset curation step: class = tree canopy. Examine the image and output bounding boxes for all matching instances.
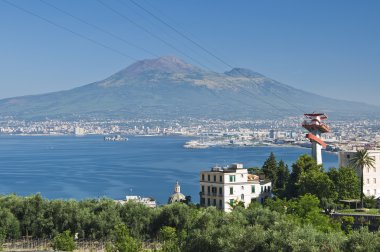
[328,167,360,200]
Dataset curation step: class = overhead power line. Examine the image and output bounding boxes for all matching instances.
[39,0,159,58]
[2,0,137,61]
[118,0,223,70]
[129,0,233,69]
[96,0,214,71]
[97,0,291,117]
[128,0,306,115]
[3,0,304,118]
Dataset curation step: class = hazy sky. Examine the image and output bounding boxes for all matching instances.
[1,0,379,105]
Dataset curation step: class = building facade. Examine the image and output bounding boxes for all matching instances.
[339,150,380,198]
[200,163,272,212]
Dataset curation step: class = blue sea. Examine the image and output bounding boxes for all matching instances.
[0,135,338,204]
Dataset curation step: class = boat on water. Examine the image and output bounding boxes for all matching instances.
[104,135,128,141]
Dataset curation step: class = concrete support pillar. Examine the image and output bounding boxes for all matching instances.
[312,142,322,165]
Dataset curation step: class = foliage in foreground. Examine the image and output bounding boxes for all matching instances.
[0,193,380,251]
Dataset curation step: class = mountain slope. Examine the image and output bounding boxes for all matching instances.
[0,56,378,120]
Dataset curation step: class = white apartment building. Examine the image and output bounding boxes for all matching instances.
[200,163,272,212]
[339,150,380,198]
[116,195,157,208]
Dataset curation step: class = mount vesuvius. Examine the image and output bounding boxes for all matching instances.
[1,56,378,120]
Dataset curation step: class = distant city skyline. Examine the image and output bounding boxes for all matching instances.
[1,0,379,105]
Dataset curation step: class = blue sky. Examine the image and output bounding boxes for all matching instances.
[1,0,379,105]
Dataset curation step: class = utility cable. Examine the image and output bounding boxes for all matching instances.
[97,0,291,117]
[38,0,159,58]
[128,0,306,115]
[119,0,224,70]
[96,0,213,71]
[2,0,137,61]
[3,0,299,119]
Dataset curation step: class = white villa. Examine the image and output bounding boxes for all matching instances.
[200,163,272,212]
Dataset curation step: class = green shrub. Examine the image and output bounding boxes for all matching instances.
[344,227,380,252]
[52,230,75,251]
[106,224,141,252]
[159,226,180,252]
[0,228,6,251]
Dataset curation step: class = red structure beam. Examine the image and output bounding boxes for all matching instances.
[305,133,327,148]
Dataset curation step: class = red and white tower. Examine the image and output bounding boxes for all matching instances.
[302,113,330,165]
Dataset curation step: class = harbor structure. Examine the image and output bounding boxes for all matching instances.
[104,135,128,141]
[302,113,330,165]
[339,150,380,198]
[200,163,272,212]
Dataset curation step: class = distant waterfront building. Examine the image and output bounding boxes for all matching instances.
[269,129,275,139]
[200,163,272,212]
[116,195,156,208]
[74,127,85,135]
[339,150,380,198]
[168,181,186,204]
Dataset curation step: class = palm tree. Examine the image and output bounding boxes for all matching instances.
[349,149,375,208]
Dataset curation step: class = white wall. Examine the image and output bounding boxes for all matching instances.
[339,150,380,197]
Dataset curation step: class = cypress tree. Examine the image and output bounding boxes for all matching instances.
[275,160,290,197]
[262,152,278,183]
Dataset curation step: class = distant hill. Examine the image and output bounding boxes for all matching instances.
[0,56,379,120]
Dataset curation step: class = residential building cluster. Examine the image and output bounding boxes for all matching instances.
[1,118,380,152]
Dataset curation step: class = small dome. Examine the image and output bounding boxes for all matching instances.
[168,181,186,204]
[168,193,186,204]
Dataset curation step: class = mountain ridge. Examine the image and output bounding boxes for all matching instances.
[0,56,378,120]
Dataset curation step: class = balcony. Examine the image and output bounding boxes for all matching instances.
[200,190,223,197]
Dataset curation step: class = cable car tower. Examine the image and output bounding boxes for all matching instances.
[302,113,330,165]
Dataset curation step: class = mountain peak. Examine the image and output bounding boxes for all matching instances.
[225,68,264,78]
[122,56,198,76]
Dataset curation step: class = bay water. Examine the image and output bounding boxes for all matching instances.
[0,135,338,204]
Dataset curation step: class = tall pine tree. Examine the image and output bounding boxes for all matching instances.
[285,154,320,199]
[262,152,278,183]
[275,160,290,198]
